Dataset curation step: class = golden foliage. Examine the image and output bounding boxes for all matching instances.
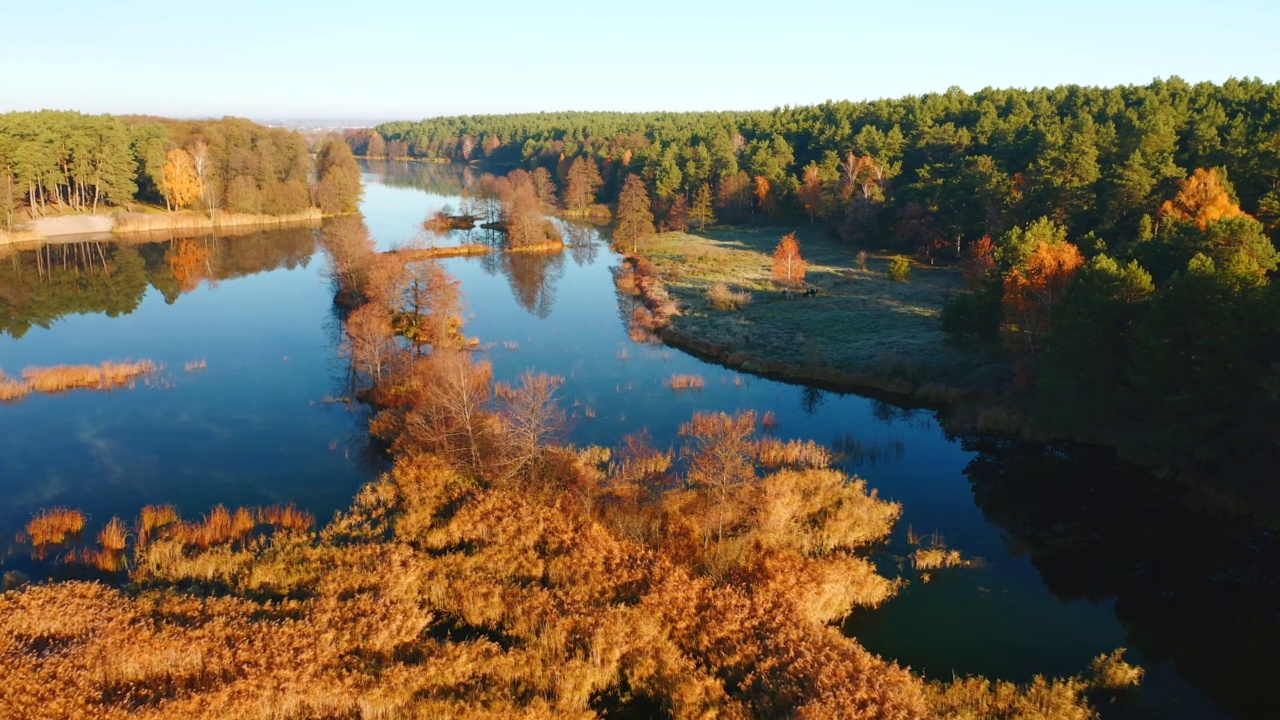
[913,547,969,571]
[162,147,202,210]
[753,437,831,469]
[771,232,808,287]
[1002,240,1084,355]
[1158,167,1247,229]
[168,238,211,292]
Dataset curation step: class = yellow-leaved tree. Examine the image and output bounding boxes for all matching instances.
[162,148,201,210]
[1158,167,1245,229]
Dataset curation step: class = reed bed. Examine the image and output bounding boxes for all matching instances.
[0,375,29,401]
[97,517,129,552]
[391,243,492,261]
[184,359,207,372]
[25,508,86,547]
[913,547,969,570]
[137,504,180,545]
[258,504,315,533]
[754,437,832,469]
[666,374,705,391]
[113,208,322,234]
[13,360,158,395]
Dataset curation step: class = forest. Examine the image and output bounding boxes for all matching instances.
[358,79,1280,513]
[0,111,362,232]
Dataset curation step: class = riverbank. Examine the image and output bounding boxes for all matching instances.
[113,208,323,234]
[3,209,324,245]
[623,228,1026,433]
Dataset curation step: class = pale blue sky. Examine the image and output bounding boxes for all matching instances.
[3,0,1278,121]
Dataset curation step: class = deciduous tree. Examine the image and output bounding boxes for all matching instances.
[563,157,602,213]
[315,138,363,214]
[343,302,399,388]
[1158,167,1245,229]
[798,164,824,222]
[162,148,201,210]
[614,174,654,253]
[771,232,807,287]
[679,410,758,555]
[1002,238,1085,359]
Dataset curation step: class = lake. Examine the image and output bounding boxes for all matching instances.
[0,160,1271,719]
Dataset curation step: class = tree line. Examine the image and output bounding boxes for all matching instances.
[362,79,1280,510]
[363,78,1280,251]
[0,111,362,229]
[941,163,1279,509]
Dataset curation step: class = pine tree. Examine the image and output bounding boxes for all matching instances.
[690,182,716,230]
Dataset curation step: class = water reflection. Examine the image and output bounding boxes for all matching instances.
[0,228,316,338]
[959,436,1277,719]
[499,248,564,319]
[361,158,472,197]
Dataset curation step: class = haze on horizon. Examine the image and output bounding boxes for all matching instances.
[3,0,1278,122]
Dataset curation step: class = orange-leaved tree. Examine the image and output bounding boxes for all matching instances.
[798,164,824,222]
[753,175,776,216]
[772,232,807,287]
[1158,167,1246,229]
[1002,239,1085,358]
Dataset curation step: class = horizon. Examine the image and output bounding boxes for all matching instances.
[13,74,1279,129]
[3,0,1278,121]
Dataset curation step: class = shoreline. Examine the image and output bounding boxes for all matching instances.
[618,244,1029,435]
[3,209,325,245]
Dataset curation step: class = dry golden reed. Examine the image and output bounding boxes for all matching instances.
[11,360,157,396]
[137,504,180,544]
[112,208,322,234]
[97,517,129,552]
[25,508,86,547]
[258,504,315,532]
[667,374,705,391]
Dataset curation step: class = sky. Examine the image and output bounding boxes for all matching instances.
[3,0,1279,123]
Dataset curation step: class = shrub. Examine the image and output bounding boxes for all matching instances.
[941,287,1002,343]
[888,255,911,282]
[707,282,752,311]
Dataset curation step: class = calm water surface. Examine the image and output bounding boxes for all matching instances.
[2,161,1270,719]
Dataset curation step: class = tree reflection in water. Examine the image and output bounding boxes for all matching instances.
[958,435,1278,719]
[0,228,317,338]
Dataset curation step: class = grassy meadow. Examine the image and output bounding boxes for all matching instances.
[634,226,1008,405]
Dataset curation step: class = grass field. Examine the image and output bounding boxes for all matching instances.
[636,225,1008,404]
